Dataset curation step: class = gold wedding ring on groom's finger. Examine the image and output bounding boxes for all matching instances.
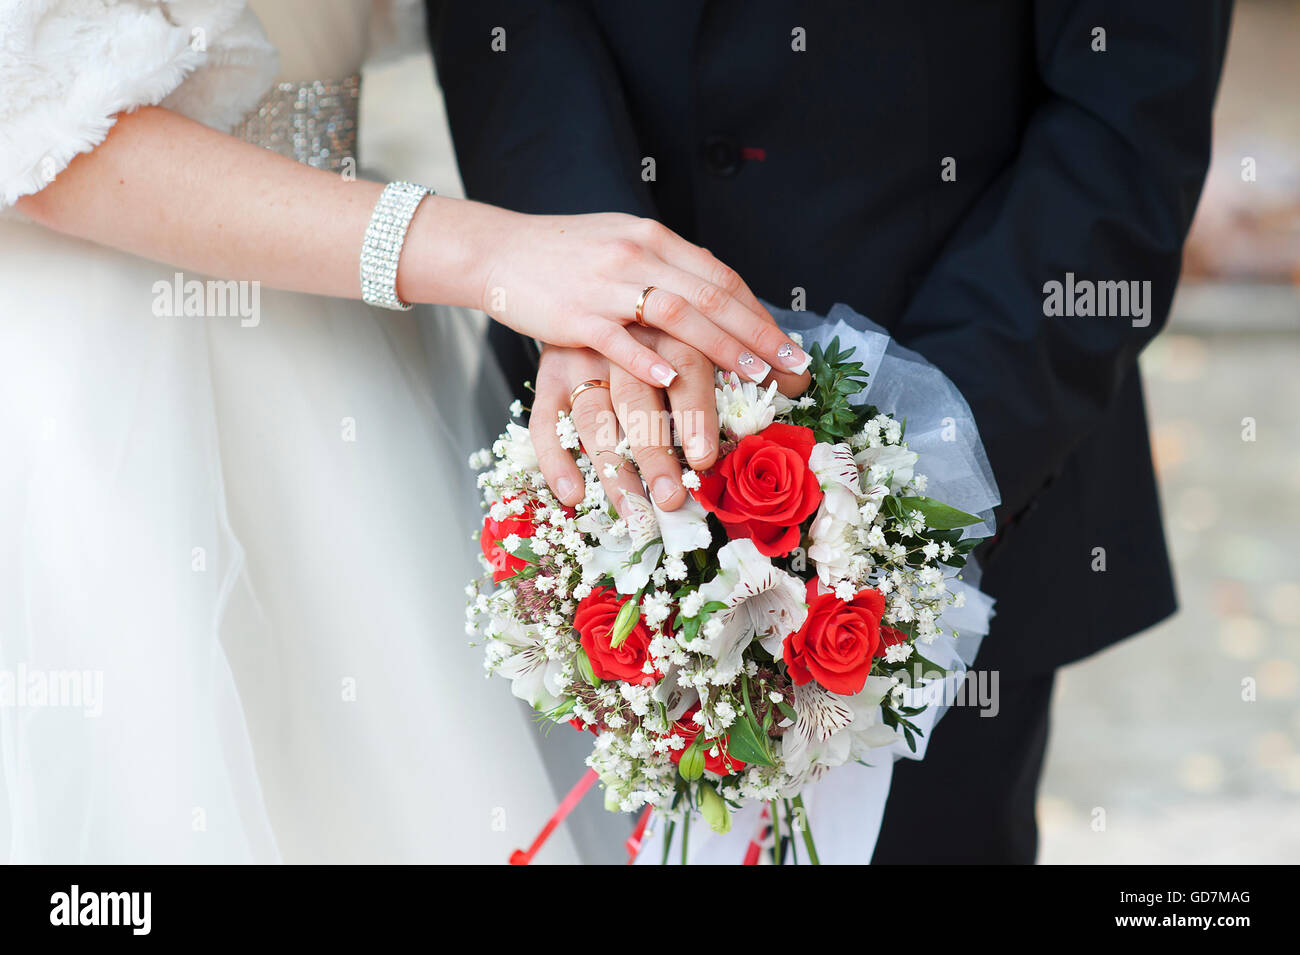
[634,286,656,326]
[568,379,611,406]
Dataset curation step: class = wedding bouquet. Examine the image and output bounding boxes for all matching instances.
[467,305,999,864]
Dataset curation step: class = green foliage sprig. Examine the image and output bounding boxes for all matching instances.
[788,338,876,444]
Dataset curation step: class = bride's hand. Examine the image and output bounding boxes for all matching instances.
[13,106,807,392]
[424,202,812,389]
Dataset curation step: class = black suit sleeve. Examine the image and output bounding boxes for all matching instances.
[428,0,653,217]
[892,2,1231,520]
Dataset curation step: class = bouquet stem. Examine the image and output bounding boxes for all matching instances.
[769,800,781,864]
[792,794,821,865]
[783,799,799,864]
[660,820,676,866]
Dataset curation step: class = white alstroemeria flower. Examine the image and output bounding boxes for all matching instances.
[651,492,711,554]
[486,617,567,711]
[854,444,919,492]
[808,442,862,522]
[491,422,539,472]
[779,681,855,777]
[781,674,901,776]
[620,488,660,547]
[576,493,663,594]
[715,373,783,440]
[806,442,866,586]
[692,539,808,676]
[845,675,903,758]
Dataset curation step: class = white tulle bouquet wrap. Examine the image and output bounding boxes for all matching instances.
[467,304,999,864]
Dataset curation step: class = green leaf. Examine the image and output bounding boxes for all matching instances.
[910,652,949,682]
[574,647,599,687]
[540,697,575,719]
[677,600,729,643]
[895,496,982,530]
[724,713,775,767]
[726,679,774,766]
[926,528,964,543]
[509,539,539,564]
[902,726,917,753]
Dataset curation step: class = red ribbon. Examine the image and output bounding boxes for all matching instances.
[509,768,599,865]
[742,804,771,865]
[515,771,772,865]
[625,805,654,864]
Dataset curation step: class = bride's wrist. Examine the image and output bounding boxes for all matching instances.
[395,196,503,310]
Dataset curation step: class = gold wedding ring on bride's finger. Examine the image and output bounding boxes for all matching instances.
[568,379,611,406]
[634,286,656,326]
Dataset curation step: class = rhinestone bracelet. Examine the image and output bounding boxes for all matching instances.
[360,181,433,310]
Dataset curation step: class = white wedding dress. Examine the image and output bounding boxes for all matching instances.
[0,0,578,864]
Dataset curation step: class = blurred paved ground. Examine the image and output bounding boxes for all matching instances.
[360,4,1300,863]
[1040,319,1300,864]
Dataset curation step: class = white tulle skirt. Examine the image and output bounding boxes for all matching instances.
[0,217,578,863]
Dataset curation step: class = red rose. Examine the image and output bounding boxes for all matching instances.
[691,422,822,557]
[667,705,746,776]
[783,581,886,695]
[480,498,537,583]
[573,586,661,685]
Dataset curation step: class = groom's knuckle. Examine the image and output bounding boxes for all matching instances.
[632,437,671,468]
[630,403,673,447]
[575,407,618,448]
[666,344,708,378]
[632,443,670,475]
[534,361,562,389]
[570,401,600,434]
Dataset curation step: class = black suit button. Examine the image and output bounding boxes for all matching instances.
[702,134,741,177]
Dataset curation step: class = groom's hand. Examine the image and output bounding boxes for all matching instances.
[532,331,715,514]
[531,327,808,513]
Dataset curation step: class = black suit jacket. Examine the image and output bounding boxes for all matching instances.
[430,0,1231,676]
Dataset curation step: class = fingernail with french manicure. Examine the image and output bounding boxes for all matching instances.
[777,342,812,374]
[651,363,678,387]
[737,352,770,383]
[555,476,579,502]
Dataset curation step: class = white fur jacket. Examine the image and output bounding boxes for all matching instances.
[0,0,279,206]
